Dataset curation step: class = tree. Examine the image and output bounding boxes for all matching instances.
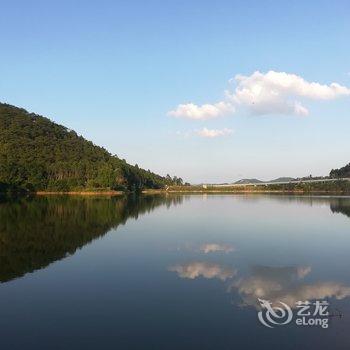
[0,103,184,192]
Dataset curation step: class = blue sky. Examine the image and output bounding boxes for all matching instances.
[1,0,349,183]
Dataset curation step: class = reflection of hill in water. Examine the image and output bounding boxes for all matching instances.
[330,198,350,218]
[235,194,350,219]
[0,195,183,283]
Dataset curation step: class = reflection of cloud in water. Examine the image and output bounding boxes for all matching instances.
[199,243,235,254]
[279,283,350,306]
[231,266,350,308]
[168,262,350,308]
[169,262,236,281]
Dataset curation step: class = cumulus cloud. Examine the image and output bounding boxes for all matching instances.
[169,262,236,281]
[168,71,350,118]
[196,127,233,138]
[230,71,350,116]
[168,102,234,120]
[175,128,233,138]
[199,243,235,253]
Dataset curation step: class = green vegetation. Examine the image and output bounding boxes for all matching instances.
[167,180,350,194]
[262,180,350,193]
[0,103,183,193]
[330,163,350,178]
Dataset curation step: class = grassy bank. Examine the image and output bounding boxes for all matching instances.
[2,180,350,197]
[36,190,124,196]
[161,180,350,194]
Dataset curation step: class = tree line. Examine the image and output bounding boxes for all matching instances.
[0,103,184,192]
[330,163,350,179]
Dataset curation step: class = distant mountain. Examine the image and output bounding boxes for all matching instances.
[268,177,295,183]
[330,163,350,179]
[234,177,296,185]
[0,103,182,192]
[234,178,263,184]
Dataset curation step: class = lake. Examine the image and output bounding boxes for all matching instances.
[1,194,350,349]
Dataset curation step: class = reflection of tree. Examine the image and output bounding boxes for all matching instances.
[0,194,183,283]
[329,198,350,218]
[235,195,350,219]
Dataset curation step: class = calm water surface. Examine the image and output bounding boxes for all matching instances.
[1,194,350,349]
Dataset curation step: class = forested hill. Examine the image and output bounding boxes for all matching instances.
[0,103,182,192]
[330,163,350,179]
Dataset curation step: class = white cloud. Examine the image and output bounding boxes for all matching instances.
[168,71,350,118]
[176,128,233,138]
[196,127,233,138]
[169,262,236,281]
[230,71,350,116]
[167,102,234,120]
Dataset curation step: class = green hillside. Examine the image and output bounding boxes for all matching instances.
[330,163,350,179]
[0,103,182,192]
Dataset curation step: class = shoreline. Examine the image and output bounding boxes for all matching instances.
[143,189,350,195]
[1,189,349,197]
[35,191,124,196]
